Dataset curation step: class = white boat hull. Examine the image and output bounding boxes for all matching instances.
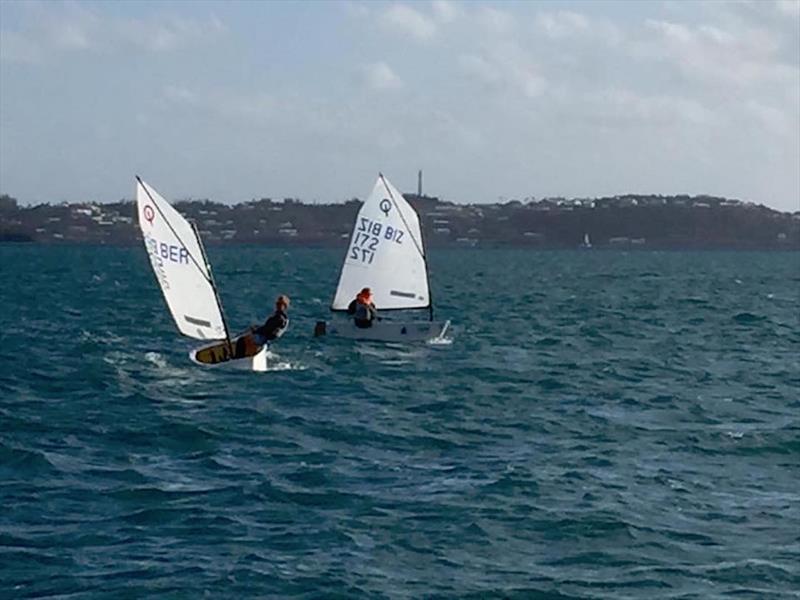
[189,343,270,372]
[314,319,450,342]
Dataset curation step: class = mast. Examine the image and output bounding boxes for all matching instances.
[191,221,233,349]
[418,203,434,322]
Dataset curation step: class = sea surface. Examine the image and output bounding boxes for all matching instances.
[1,245,798,599]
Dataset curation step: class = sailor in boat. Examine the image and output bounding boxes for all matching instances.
[347,287,378,329]
[237,295,290,356]
[254,295,290,345]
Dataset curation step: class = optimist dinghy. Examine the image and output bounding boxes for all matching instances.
[314,173,450,342]
[135,176,270,371]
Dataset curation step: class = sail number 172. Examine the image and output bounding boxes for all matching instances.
[349,218,405,264]
[350,231,378,264]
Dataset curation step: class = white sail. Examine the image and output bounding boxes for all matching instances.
[136,177,227,340]
[332,174,429,311]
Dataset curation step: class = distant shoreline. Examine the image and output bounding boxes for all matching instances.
[3,241,798,253]
[2,193,798,250]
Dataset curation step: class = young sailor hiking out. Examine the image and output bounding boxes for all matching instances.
[251,295,290,347]
[135,175,290,371]
[232,295,290,359]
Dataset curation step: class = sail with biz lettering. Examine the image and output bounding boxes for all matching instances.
[135,177,227,340]
[331,174,430,311]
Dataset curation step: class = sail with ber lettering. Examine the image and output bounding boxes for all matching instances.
[135,177,227,340]
[331,174,430,311]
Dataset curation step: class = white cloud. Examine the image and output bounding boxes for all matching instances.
[122,15,225,52]
[364,62,404,91]
[0,30,45,64]
[775,0,800,18]
[534,10,622,45]
[459,42,546,99]
[587,88,715,126]
[2,1,798,211]
[431,0,459,24]
[342,1,370,19]
[640,18,797,88]
[745,99,796,136]
[381,4,437,41]
[0,1,97,62]
[50,21,93,49]
[216,92,275,122]
[36,2,100,50]
[0,4,226,64]
[458,54,502,86]
[162,85,276,123]
[163,85,199,105]
[475,6,514,35]
[535,10,589,38]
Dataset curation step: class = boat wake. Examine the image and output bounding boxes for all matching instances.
[144,351,168,368]
[263,360,306,372]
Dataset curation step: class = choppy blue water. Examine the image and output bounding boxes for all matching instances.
[1,245,798,598]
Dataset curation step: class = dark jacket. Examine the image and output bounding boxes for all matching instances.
[350,300,377,328]
[347,299,377,315]
[254,309,289,341]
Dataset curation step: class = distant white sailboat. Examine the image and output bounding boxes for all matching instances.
[314,173,450,342]
[135,176,269,371]
[581,233,592,249]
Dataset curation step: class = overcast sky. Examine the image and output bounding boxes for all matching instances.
[1,0,798,211]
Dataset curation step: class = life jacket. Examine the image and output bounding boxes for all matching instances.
[354,301,373,323]
[353,294,373,323]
